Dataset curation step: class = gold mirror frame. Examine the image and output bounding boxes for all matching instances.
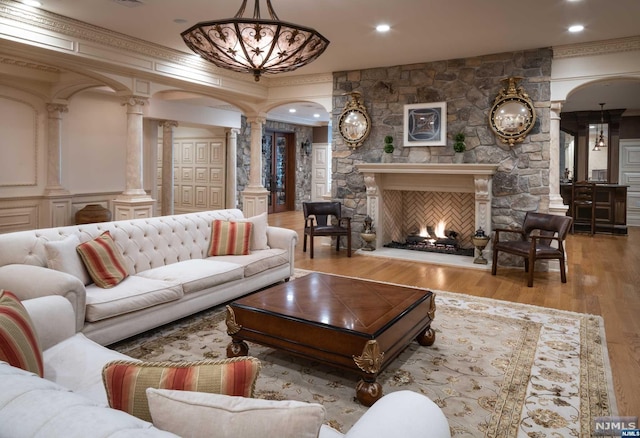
[338,92,371,149]
[489,77,536,146]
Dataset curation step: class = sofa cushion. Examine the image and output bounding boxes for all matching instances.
[0,290,43,377]
[135,259,244,294]
[102,357,261,422]
[44,333,134,405]
[208,220,252,256]
[146,389,326,438]
[233,212,270,251]
[85,276,183,323]
[45,235,92,285]
[77,231,129,288]
[211,248,289,277]
[0,362,178,438]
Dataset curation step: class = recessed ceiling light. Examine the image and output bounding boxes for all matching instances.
[174,18,188,24]
[313,114,320,118]
[289,108,296,113]
[568,24,584,33]
[22,0,41,6]
[376,24,391,33]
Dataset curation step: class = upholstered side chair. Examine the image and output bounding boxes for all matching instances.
[491,212,573,287]
[302,202,352,259]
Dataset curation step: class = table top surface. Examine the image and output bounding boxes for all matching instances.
[232,272,433,336]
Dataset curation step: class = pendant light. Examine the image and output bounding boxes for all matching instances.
[181,0,329,82]
[593,103,607,151]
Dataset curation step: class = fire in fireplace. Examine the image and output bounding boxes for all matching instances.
[384,219,474,256]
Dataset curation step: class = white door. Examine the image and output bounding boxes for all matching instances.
[311,143,331,201]
[619,138,640,226]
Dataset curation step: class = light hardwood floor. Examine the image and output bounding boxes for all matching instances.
[269,210,640,418]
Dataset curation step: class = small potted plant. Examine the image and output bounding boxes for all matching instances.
[382,135,394,162]
[453,132,466,163]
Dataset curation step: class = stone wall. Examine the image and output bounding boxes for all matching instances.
[331,48,552,248]
[236,116,313,210]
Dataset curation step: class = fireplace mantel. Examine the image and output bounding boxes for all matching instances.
[356,163,499,175]
[356,163,499,253]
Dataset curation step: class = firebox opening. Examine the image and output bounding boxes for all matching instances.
[384,220,475,257]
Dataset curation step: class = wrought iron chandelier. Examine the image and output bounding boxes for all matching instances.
[593,103,607,151]
[181,0,330,82]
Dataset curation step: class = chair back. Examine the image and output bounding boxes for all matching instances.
[522,212,573,245]
[303,202,342,227]
[572,181,596,206]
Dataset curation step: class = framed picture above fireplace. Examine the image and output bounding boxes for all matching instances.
[403,102,447,147]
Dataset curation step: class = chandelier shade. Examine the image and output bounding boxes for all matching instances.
[181,0,330,81]
[593,103,607,151]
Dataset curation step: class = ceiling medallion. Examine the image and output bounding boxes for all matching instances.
[489,77,536,146]
[181,0,329,82]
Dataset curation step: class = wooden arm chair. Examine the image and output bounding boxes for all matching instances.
[570,181,596,236]
[303,201,351,259]
[491,212,573,287]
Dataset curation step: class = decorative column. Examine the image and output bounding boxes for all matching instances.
[473,174,493,262]
[226,128,239,209]
[113,96,155,220]
[159,120,178,216]
[362,173,382,248]
[549,101,569,216]
[43,103,72,227]
[242,116,269,216]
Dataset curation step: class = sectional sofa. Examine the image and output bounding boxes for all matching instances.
[0,294,452,437]
[0,209,297,345]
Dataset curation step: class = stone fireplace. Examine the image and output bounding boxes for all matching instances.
[356,163,499,263]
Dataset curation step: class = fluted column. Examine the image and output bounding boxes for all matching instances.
[113,96,155,220]
[242,116,268,216]
[226,128,239,209]
[44,103,69,195]
[160,120,178,215]
[549,101,568,216]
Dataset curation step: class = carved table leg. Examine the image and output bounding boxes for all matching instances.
[353,340,384,406]
[416,326,436,346]
[356,378,382,407]
[226,339,249,357]
[225,305,248,357]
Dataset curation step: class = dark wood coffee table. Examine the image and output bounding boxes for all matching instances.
[225,272,436,406]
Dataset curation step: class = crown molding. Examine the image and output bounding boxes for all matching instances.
[0,55,60,73]
[265,73,334,87]
[553,36,640,59]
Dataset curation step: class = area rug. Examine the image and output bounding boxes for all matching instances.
[112,271,616,437]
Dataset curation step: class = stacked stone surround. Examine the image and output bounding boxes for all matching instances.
[331,48,553,249]
[236,117,313,210]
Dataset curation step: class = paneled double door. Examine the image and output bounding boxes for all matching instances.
[158,137,226,214]
[262,131,295,213]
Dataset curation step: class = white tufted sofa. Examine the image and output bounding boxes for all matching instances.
[0,209,298,346]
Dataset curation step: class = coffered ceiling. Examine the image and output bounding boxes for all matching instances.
[11,0,640,123]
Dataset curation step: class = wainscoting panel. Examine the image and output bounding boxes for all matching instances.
[0,205,39,234]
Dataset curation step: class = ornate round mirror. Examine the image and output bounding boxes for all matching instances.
[339,92,371,148]
[489,77,536,146]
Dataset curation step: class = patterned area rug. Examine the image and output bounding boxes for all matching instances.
[112,271,616,437]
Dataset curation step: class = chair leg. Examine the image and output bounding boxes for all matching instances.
[335,236,340,252]
[347,232,352,257]
[303,234,307,252]
[527,257,534,287]
[310,236,314,259]
[491,249,498,275]
[559,257,567,283]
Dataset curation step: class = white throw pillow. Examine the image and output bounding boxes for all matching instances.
[146,388,325,438]
[234,212,269,250]
[45,235,92,285]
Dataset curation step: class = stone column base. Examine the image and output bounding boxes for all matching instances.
[242,187,269,217]
[113,198,155,220]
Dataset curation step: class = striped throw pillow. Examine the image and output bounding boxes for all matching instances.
[0,290,44,377]
[76,231,129,288]
[208,220,252,256]
[102,357,261,422]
